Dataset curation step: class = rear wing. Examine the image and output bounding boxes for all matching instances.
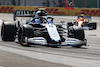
[78,16,91,21]
[13,10,35,21]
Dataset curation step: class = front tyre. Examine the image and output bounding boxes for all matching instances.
[68,26,85,40]
[18,25,34,46]
[68,26,85,48]
[18,27,30,46]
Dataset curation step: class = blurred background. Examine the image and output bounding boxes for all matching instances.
[0,0,100,8]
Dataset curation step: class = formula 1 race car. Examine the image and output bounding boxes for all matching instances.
[67,15,97,30]
[1,9,87,48]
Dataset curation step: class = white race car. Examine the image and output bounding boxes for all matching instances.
[1,10,87,48]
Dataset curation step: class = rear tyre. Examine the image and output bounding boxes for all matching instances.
[1,22,16,41]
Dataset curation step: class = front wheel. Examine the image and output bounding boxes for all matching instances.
[18,27,30,46]
[68,26,85,40]
[68,26,86,48]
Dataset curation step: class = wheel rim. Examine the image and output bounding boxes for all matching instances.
[20,35,26,45]
[18,28,29,46]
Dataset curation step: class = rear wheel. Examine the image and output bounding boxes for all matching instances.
[1,22,16,41]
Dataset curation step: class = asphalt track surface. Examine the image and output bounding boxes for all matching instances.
[0,13,100,67]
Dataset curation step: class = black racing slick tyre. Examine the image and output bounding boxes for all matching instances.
[1,22,16,41]
[18,27,30,46]
[68,26,85,40]
[68,26,85,48]
[18,25,34,46]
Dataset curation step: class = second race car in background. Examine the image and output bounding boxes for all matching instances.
[67,15,97,30]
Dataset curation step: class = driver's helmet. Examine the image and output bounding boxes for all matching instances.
[80,14,85,18]
[35,19,39,24]
[78,14,86,21]
[36,8,47,16]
